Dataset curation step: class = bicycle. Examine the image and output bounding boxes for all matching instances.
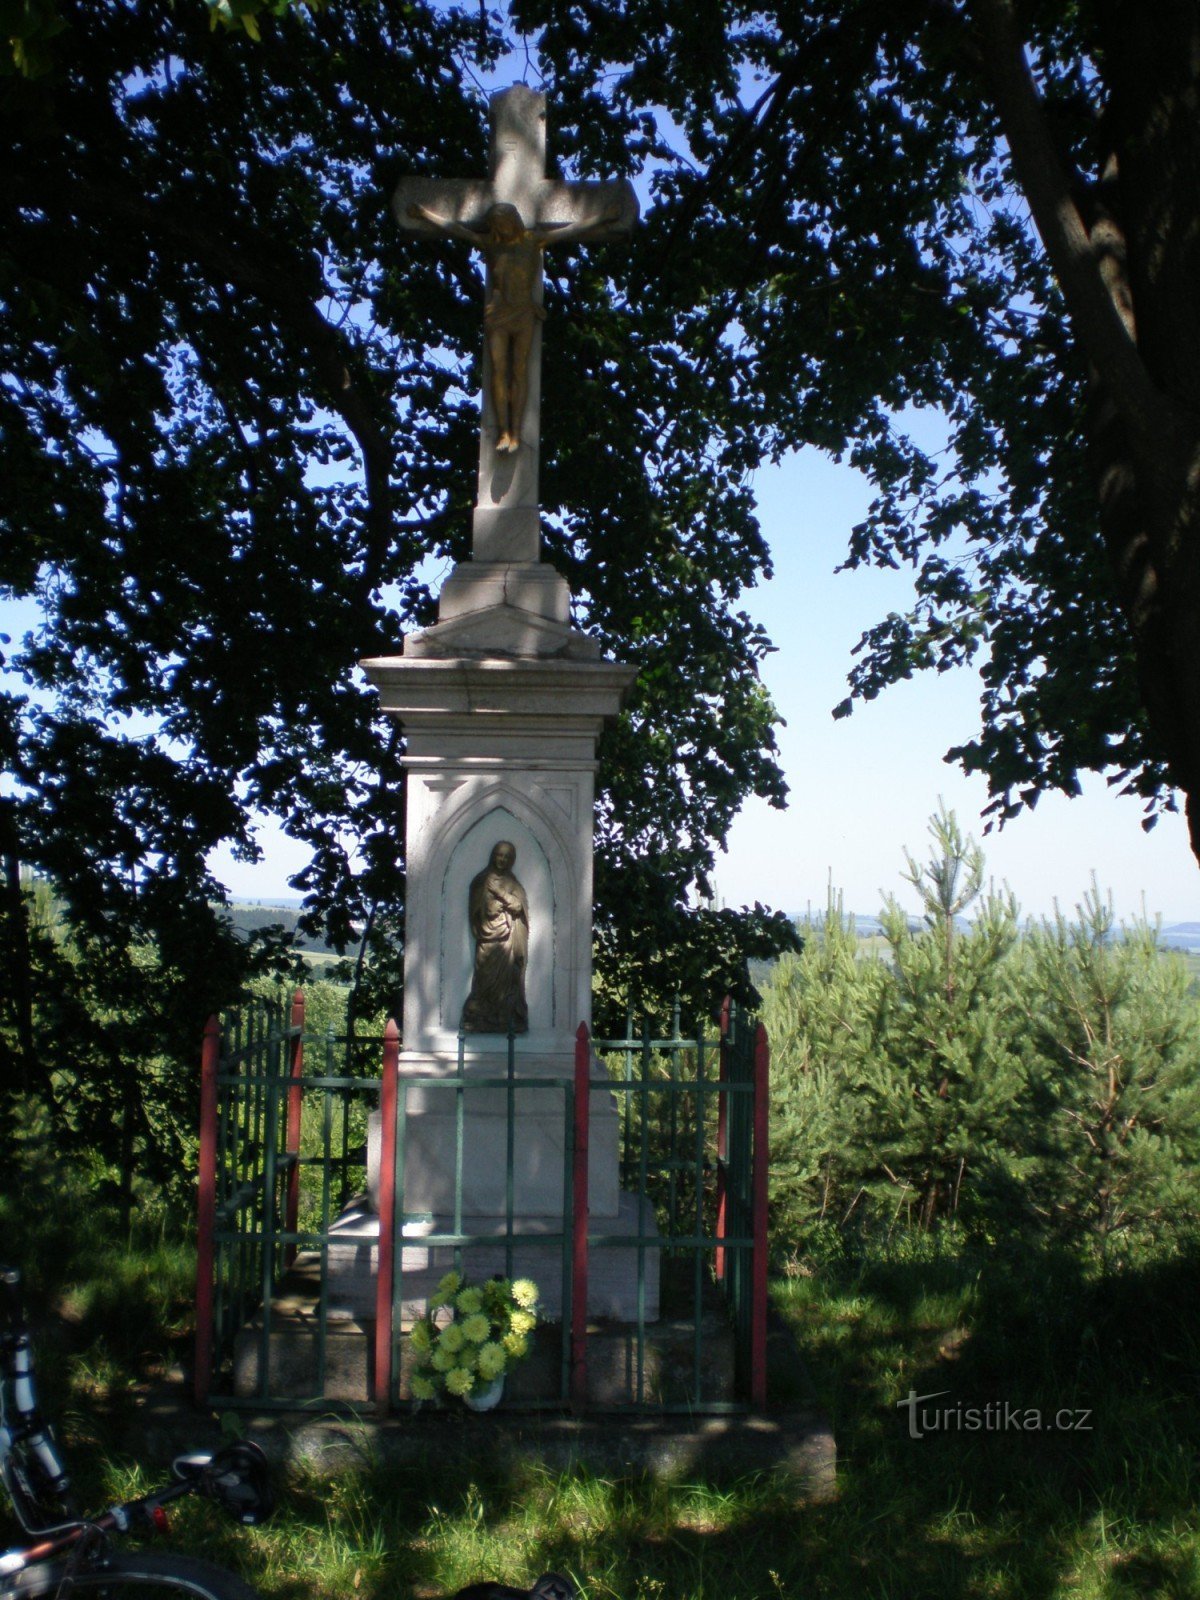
[1,1264,271,1600]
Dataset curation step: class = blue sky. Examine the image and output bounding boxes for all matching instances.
[716,448,1196,925]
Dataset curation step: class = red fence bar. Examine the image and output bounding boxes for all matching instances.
[284,990,305,1269]
[570,1022,591,1411]
[374,1019,400,1415]
[714,996,731,1282]
[194,1013,221,1407]
[750,1020,770,1409]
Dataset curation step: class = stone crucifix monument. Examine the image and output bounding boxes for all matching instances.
[355,85,659,1324]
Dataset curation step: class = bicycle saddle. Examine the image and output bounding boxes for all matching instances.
[451,1575,577,1600]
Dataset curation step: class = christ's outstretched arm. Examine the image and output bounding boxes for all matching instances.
[406,202,485,245]
[533,204,627,247]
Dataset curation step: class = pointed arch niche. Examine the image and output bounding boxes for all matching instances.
[403,775,585,1054]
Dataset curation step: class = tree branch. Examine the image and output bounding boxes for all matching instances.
[72,186,398,603]
[967,0,1171,460]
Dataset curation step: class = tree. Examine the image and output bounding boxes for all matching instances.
[865,810,1025,1228]
[762,814,1030,1238]
[0,1,795,1164]
[1020,891,1200,1254]
[520,0,1200,866]
[760,894,885,1241]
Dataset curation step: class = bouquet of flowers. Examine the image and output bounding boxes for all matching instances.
[409,1271,539,1403]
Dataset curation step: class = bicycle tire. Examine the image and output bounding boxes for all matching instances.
[3,1551,262,1600]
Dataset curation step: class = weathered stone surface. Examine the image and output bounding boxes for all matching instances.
[365,1076,621,1219]
[355,660,636,1058]
[120,1375,836,1502]
[232,1301,372,1405]
[317,1190,658,1323]
[436,561,570,624]
[219,1298,835,1500]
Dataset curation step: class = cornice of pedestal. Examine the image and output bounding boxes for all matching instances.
[359,651,639,725]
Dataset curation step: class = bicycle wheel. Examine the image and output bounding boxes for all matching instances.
[4,1551,262,1600]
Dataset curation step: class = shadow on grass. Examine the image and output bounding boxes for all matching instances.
[11,1226,1200,1600]
[137,1238,1200,1600]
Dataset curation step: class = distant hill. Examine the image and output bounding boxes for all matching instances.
[790,912,1200,950]
[221,900,358,957]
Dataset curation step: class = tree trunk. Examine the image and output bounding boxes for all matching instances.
[975,0,1200,864]
[1,847,36,1094]
[1090,1,1200,861]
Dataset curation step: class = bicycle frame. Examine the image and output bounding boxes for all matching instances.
[0,1267,74,1541]
[1,1265,270,1584]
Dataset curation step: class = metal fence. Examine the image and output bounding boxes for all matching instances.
[588,1000,769,1410]
[194,993,388,1409]
[195,995,768,1414]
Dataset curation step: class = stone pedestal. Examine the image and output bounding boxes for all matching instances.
[360,642,637,1224]
[360,651,637,1058]
[359,567,660,1324]
[319,1193,660,1325]
[364,1086,620,1219]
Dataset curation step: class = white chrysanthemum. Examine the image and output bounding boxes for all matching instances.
[511,1278,539,1310]
[503,1331,528,1360]
[510,1309,536,1337]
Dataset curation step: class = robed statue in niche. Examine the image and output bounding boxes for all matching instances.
[461,840,530,1034]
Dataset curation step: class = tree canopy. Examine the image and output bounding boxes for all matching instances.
[1,0,799,1129]
[7,0,1200,1160]
[519,0,1200,863]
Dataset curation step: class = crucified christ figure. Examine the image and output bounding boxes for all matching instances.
[407,199,621,453]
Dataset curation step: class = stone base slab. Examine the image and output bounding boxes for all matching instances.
[233,1301,373,1404]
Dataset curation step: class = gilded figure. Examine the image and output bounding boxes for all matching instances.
[461,839,530,1034]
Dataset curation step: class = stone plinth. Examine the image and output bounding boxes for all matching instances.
[360,654,637,1060]
[365,1075,619,1220]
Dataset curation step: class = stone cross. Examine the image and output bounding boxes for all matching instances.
[393,86,638,566]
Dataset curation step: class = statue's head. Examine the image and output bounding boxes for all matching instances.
[485,202,524,243]
[490,840,517,872]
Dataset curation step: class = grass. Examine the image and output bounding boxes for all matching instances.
[5,1193,1200,1600]
[768,1236,1200,1599]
